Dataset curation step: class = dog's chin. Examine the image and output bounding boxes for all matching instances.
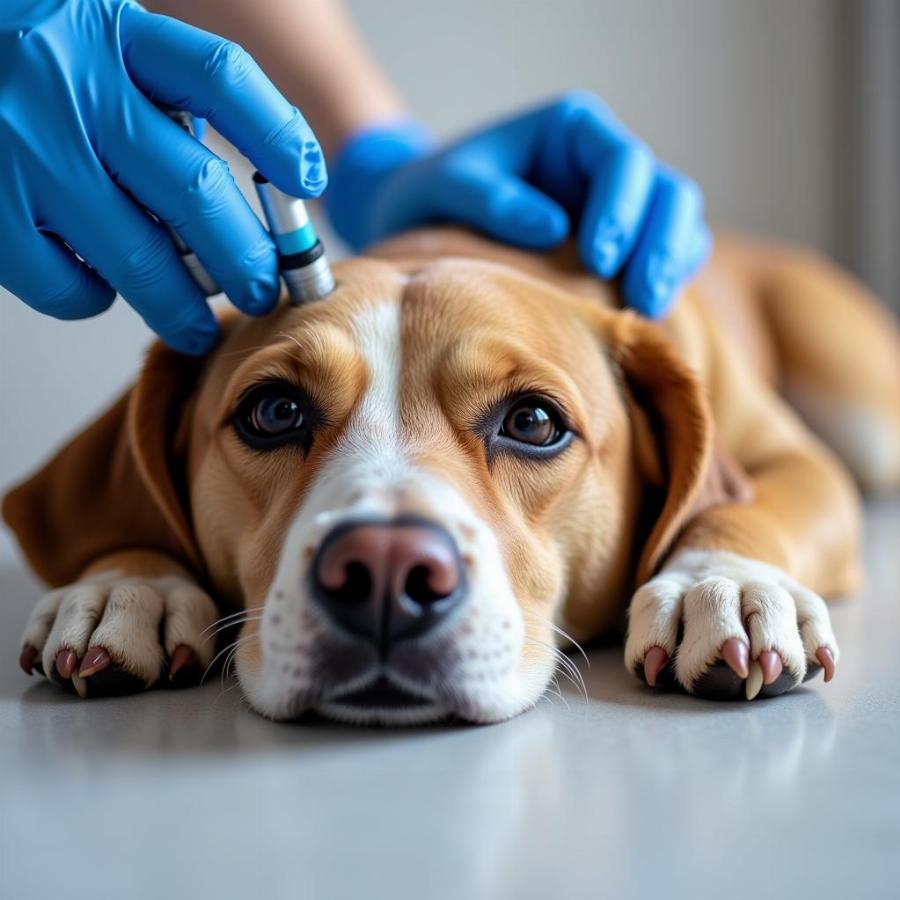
[239,654,548,726]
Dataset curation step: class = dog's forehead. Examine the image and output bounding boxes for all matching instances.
[216,255,582,355]
[398,256,589,338]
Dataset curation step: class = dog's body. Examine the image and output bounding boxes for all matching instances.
[5,228,900,722]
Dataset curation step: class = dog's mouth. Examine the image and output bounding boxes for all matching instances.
[317,675,449,725]
[330,675,432,709]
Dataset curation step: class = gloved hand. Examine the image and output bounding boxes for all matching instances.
[326,91,710,317]
[0,0,326,354]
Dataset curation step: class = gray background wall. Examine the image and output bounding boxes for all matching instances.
[1,0,896,559]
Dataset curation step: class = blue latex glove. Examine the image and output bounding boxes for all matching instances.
[0,0,326,354]
[326,92,710,317]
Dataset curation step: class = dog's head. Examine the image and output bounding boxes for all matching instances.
[5,239,722,724]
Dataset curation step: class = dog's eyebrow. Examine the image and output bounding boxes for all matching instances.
[434,336,589,433]
[214,323,365,427]
[235,361,303,394]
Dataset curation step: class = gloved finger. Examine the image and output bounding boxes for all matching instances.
[119,6,324,198]
[3,228,115,320]
[51,177,219,355]
[576,137,656,278]
[429,162,569,248]
[684,223,713,279]
[102,100,280,315]
[621,169,705,318]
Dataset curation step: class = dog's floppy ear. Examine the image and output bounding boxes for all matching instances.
[2,343,205,587]
[598,310,751,583]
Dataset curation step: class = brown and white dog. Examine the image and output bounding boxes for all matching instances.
[4,228,900,724]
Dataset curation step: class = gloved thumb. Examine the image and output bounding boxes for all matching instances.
[429,163,569,249]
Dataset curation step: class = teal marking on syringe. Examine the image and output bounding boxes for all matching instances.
[272,221,318,256]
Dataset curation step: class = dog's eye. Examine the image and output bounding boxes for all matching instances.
[251,396,303,435]
[501,402,560,445]
[492,395,572,459]
[233,383,314,450]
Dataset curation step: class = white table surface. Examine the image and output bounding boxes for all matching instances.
[1,499,898,900]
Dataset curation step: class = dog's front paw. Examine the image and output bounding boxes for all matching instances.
[18,572,218,697]
[624,549,839,700]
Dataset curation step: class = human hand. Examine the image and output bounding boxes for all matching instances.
[326,92,710,317]
[0,0,326,353]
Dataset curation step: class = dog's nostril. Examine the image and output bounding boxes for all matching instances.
[404,563,452,607]
[326,561,372,604]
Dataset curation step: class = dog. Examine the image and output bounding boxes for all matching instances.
[4,227,900,724]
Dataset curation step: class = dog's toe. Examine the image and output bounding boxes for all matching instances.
[625,550,839,703]
[19,573,219,698]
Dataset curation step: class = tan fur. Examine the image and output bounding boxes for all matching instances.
[4,227,899,713]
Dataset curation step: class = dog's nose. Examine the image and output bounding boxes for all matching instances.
[312,518,465,647]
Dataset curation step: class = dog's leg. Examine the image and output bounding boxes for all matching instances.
[18,550,219,697]
[625,450,853,699]
[625,317,862,700]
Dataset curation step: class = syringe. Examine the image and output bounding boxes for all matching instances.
[253,172,336,305]
[160,108,220,296]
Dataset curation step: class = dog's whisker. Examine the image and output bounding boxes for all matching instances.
[526,636,588,702]
[554,657,586,697]
[546,675,570,711]
[221,642,238,691]
[224,632,253,679]
[201,619,253,641]
[531,646,582,699]
[221,639,245,692]
[215,632,260,697]
[522,609,590,667]
[532,634,582,680]
[213,646,263,709]
[207,614,264,641]
[558,653,589,701]
[203,632,258,685]
[213,655,254,706]
[203,641,238,685]
[526,638,580,697]
[547,624,590,668]
[211,677,244,708]
[200,606,265,639]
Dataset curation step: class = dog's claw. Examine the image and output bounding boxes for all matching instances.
[169,645,197,680]
[78,647,111,679]
[816,647,836,683]
[720,638,749,679]
[72,672,88,698]
[55,649,78,679]
[745,661,764,700]
[643,646,669,687]
[19,644,38,675]
[758,650,783,685]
